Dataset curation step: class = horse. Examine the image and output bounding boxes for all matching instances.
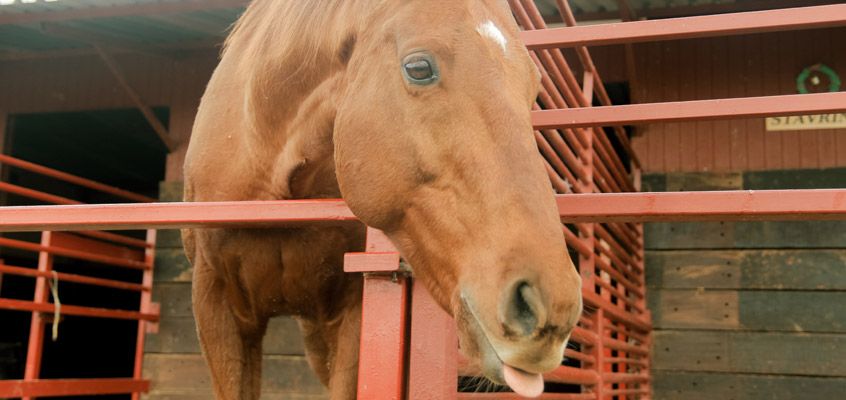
[182,0,583,398]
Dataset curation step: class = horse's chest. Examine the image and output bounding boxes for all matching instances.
[203,226,364,318]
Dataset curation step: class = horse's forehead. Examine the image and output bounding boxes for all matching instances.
[476,20,508,54]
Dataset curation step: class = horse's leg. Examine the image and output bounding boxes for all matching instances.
[192,254,266,400]
[327,299,362,400]
[299,296,362,400]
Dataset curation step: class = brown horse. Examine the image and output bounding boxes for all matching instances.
[182,0,582,398]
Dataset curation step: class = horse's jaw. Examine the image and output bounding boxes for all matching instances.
[455,293,568,398]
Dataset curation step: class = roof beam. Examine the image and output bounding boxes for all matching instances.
[93,46,177,152]
[39,22,178,59]
[0,0,248,26]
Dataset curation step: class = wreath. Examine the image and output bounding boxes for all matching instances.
[796,64,841,94]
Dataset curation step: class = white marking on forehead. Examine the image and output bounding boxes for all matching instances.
[477,20,508,54]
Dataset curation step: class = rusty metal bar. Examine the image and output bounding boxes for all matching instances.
[0,378,150,398]
[0,190,842,233]
[0,298,159,321]
[533,92,846,129]
[0,264,149,292]
[132,229,157,400]
[0,237,149,270]
[521,4,846,49]
[0,155,155,203]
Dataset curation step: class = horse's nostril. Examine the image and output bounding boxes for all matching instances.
[502,281,545,337]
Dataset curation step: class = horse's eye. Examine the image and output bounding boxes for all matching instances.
[402,53,439,85]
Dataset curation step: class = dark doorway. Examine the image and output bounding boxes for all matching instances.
[0,108,168,399]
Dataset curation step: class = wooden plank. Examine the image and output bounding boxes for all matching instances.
[653,371,846,400]
[664,172,743,191]
[142,354,325,396]
[646,220,846,250]
[155,230,184,250]
[650,290,846,332]
[744,32,765,170]
[711,36,730,172]
[661,41,681,172]
[653,330,846,376]
[158,181,184,203]
[153,283,192,318]
[728,36,749,170]
[648,290,739,330]
[743,167,846,190]
[0,111,6,155]
[153,248,191,283]
[646,250,846,290]
[695,38,714,171]
[145,316,305,356]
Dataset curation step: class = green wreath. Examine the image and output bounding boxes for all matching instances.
[796,64,841,94]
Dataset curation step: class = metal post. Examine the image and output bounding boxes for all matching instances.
[22,231,54,400]
[407,279,457,400]
[345,228,409,400]
[132,229,158,400]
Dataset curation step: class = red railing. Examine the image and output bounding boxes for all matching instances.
[0,154,158,400]
[0,2,844,400]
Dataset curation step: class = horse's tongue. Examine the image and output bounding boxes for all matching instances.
[503,364,544,398]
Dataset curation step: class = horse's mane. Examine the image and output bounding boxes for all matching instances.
[223,0,353,74]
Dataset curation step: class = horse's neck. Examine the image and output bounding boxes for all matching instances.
[227,0,379,200]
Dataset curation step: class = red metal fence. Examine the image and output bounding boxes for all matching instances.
[0,2,844,400]
[0,154,158,399]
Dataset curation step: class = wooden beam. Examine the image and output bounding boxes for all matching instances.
[616,0,641,104]
[0,39,221,62]
[0,111,7,155]
[40,22,177,59]
[0,0,248,26]
[93,46,176,152]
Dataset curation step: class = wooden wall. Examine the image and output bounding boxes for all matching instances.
[143,182,326,399]
[580,27,846,173]
[643,169,846,399]
[0,51,217,181]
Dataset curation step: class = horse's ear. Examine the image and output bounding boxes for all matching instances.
[338,33,357,65]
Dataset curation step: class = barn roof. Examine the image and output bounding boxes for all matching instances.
[0,0,839,61]
[0,0,247,60]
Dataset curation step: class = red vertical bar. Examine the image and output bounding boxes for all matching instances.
[407,279,457,400]
[131,229,157,400]
[23,232,54,400]
[351,228,409,400]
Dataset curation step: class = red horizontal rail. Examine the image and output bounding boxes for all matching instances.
[0,154,155,202]
[532,92,846,129]
[520,4,846,49]
[0,237,149,270]
[0,264,149,292]
[602,373,650,384]
[0,378,149,397]
[0,190,842,233]
[0,181,80,205]
[475,393,596,400]
[0,200,358,232]
[557,189,846,223]
[0,298,158,321]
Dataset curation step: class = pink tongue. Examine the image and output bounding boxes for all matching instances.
[503,364,544,398]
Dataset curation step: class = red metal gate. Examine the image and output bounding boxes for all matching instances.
[0,155,158,399]
[0,2,844,399]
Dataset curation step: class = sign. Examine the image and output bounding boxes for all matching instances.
[765,113,846,131]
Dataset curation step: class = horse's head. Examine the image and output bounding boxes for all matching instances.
[333,0,582,395]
